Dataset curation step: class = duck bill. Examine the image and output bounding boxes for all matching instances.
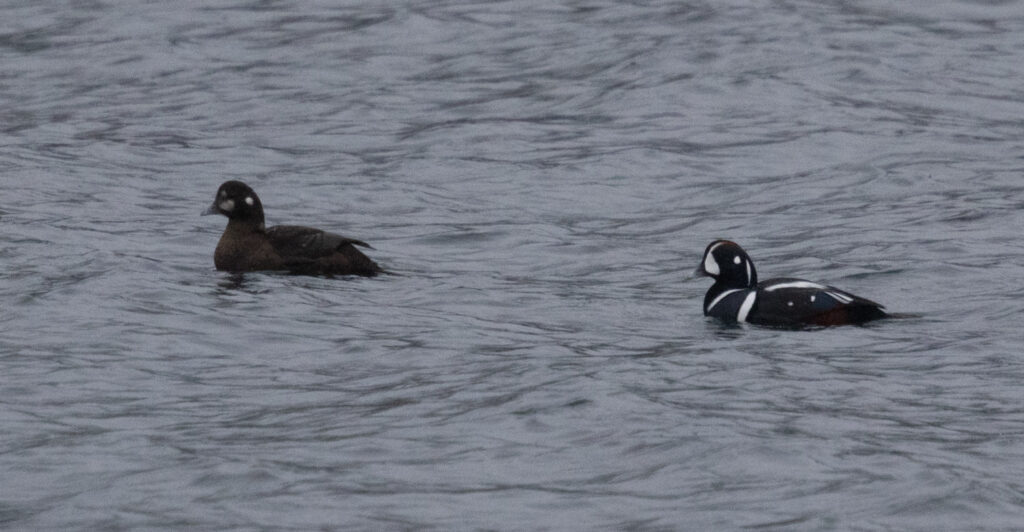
[201,203,219,216]
[693,266,709,277]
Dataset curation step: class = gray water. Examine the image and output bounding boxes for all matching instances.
[3,0,1024,530]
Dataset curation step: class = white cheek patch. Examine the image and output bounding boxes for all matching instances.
[245,196,254,206]
[703,242,724,276]
[703,251,720,276]
[219,199,235,212]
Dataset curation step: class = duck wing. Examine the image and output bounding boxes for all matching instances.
[754,278,886,326]
[266,225,380,276]
[267,225,371,258]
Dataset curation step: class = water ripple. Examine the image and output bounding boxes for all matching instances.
[3,0,1024,529]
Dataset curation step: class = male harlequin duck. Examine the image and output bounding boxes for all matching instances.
[696,240,887,327]
[203,180,382,276]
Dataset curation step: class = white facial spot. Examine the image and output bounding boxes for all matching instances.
[245,196,254,206]
[787,301,793,307]
[810,295,816,302]
[219,190,227,198]
[219,199,235,212]
[733,255,741,264]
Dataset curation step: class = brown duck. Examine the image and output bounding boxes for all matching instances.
[203,180,381,276]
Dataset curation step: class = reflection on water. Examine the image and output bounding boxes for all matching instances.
[216,272,251,293]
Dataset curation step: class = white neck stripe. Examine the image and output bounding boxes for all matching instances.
[706,288,745,313]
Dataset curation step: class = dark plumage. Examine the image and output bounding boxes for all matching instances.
[203,180,381,276]
[695,240,886,327]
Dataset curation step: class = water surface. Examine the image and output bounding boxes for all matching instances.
[3,0,1024,529]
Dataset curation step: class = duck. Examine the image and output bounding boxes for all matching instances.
[203,180,381,276]
[696,240,886,327]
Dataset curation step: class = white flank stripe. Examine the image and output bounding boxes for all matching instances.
[764,280,826,292]
[825,291,853,304]
[706,288,745,313]
[737,291,757,322]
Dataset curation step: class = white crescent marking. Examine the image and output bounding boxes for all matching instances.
[737,291,757,322]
